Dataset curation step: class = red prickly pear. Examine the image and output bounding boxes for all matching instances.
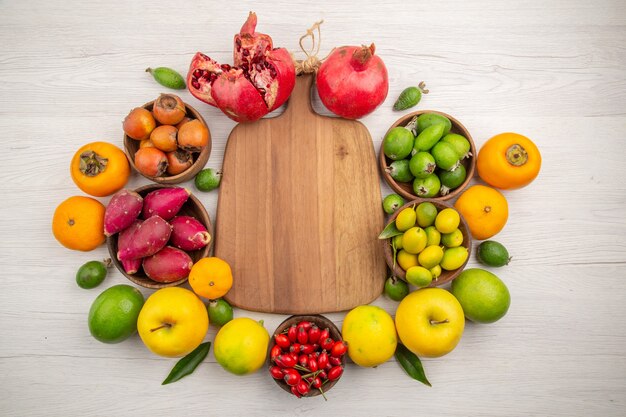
[121,258,142,275]
[141,187,190,220]
[104,189,143,236]
[116,220,142,261]
[142,246,193,283]
[117,215,172,261]
[170,216,211,251]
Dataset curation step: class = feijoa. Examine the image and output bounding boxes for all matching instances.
[413,174,441,198]
[208,299,234,326]
[477,240,511,267]
[383,194,406,215]
[386,160,414,183]
[413,123,445,153]
[441,133,471,159]
[439,164,467,195]
[383,127,414,160]
[384,276,409,301]
[76,259,110,289]
[416,113,452,136]
[431,141,460,171]
[409,152,437,179]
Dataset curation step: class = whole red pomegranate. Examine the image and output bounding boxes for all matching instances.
[187,12,296,123]
[316,44,388,119]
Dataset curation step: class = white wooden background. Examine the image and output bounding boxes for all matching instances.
[1,0,625,415]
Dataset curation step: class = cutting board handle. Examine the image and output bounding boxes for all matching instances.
[281,74,315,117]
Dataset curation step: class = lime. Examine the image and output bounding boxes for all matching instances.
[415,202,438,227]
[382,194,406,215]
[195,168,222,192]
[424,226,441,246]
[208,298,234,326]
[395,208,417,231]
[477,241,511,267]
[451,268,510,323]
[387,160,414,183]
[409,152,436,179]
[441,228,464,248]
[413,174,441,198]
[214,318,269,375]
[405,266,432,288]
[402,227,428,254]
[435,208,460,234]
[429,264,442,280]
[384,276,409,301]
[392,234,404,250]
[383,127,414,160]
[439,164,467,195]
[397,250,419,271]
[440,247,469,271]
[88,284,144,344]
[418,245,444,269]
[441,133,471,159]
[76,259,110,289]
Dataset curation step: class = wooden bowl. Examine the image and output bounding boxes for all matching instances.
[107,184,212,289]
[379,110,476,201]
[268,315,345,398]
[382,198,472,286]
[124,100,211,184]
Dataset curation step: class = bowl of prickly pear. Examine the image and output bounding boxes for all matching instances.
[380,198,472,287]
[268,315,346,399]
[379,110,476,202]
[123,96,211,184]
[106,184,212,289]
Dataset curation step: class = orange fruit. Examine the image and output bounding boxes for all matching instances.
[70,142,130,197]
[477,132,541,189]
[52,196,105,251]
[454,185,508,240]
[189,257,233,300]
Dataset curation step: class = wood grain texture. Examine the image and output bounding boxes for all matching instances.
[215,74,386,313]
[0,0,625,416]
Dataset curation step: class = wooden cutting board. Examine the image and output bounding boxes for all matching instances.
[215,74,386,314]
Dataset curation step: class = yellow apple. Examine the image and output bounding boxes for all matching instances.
[137,287,208,357]
[395,288,465,358]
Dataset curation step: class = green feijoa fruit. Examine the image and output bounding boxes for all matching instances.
[393,84,427,111]
[405,266,432,288]
[195,168,222,192]
[415,202,438,227]
[477,240,511,267]
[441,133,471,159]
[409,152,437,179]
[76,259,110,289]
[146,67,186,90]
[207,299,234,326]
[424,226,441,246]
[413,123,445,153]
[439,164,467,196]
[416,113,452,135]
[431,141,460,171]
[383,127,414,160]
[384,276,409,301]
[383,194,406,215]
[413,174,441,198]
[386,160,414,183]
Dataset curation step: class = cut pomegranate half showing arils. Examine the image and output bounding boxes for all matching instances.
[187,12,295,123]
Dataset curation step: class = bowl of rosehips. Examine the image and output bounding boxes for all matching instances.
[268,315,347,399]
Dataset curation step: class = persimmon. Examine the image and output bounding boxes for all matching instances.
[70,142,130,197]
[454,185,508,240]
[150,125,178,152]
[477,132,541,189]
[134,147,168,177]
[178,119,209,152]
[123,107,156,140]
[52,196,105,251]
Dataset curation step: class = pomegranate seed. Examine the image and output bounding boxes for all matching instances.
[236,38,242,47]
[319,328,330,342]
[264,61,272,68]
[296,380,310,395]
[290,385,302,398]
[297,327,308,345]
[312,377,322,389]
[193,69,201,78]
[274,334,290,349]
[297,321,312,332]
[201,71,210,80]
[269,366,284,380]
[275,354,296,368]
[308,326,321,344]
[284,368,301,386]
[269,68,277,78]
[220,64,231,71]
[289,343,301,353]
[331,341,348,357]
[301,344,315,355]
[191,80,200,89]
[270,345,282,359]
[318,351,329,369]
[287,325,297,343]
[320,337,335,351]
[308,358,318,372]
[328,366,343,381]
[329,356,342,366]
[298,354,309,369]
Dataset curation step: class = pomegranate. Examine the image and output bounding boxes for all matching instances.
[187,12,296,123]
[316,43,389,119]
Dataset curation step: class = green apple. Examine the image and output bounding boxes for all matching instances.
[451,268,510,323]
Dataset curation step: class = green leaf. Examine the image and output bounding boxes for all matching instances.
[395,344,431,387]
[162,342,211,385]
[379,222,403,239]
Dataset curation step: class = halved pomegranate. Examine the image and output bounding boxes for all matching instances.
[187,12,296,123]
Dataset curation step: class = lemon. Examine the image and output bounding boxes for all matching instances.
[213,317,269,375]
[441,228,464,248]
[342,305,397,367]
[418,245,444,269]
[397,250,419,271]
[395,208,417,232]
[402,227,427,254]
[430,264,442,280]
[435,208,460,234]
[441,247,469,270]
[405,266,432,288]
[392,234,404,250]
[424,226,441,246]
